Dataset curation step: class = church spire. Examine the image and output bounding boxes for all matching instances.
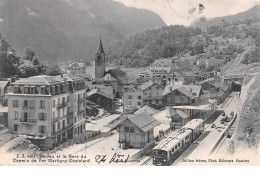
[97,35,104,54]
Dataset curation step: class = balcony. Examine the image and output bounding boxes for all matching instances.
[52,112,73,123]
[78,109,85,114]
[77,98,86,104]
[19,118,37,124]
[57,102,68,109]
[51,123,73,136]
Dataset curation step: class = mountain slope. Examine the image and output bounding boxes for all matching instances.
[0,0,165,63]
[114,0,259,26]
[192,5,260,29]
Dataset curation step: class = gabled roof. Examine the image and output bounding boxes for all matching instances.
[123,85,142,93]
[138,80,162,91]
[134,105,159,116]
[163,85,201,99]
[128,112,160,132]
[106,68,129,84]
[108,112,160,132]
[203,80,229,91]
[0,81,9,89]
[86,89,113,99]
[174,110,189,119]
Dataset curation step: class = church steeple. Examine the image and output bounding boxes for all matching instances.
[97,36,104,54]
[94,36,106,79]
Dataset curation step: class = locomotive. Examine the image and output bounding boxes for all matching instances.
[152,119,204,165]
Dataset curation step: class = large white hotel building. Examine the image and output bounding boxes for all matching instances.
[7,74,88,149]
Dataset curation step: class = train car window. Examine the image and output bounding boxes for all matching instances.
[172,148,174,152]
[175,145,177,149]
[178,143,181,147]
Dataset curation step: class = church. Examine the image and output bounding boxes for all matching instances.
[94,37,130,97]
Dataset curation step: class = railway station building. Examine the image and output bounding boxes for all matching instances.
[111,112,160,149]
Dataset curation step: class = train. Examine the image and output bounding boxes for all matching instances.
[152,119,204,166]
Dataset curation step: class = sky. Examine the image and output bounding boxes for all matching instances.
[114,0,260,26]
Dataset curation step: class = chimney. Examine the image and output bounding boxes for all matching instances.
[11,77,16,83]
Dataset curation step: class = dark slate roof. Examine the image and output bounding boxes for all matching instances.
[97,37,105,53]
[134,105,159,116]
[138,80,154,90]
[163,85,201,99]
[172,71,195,77]
[204,80,229,91]
[174,110,189,119]
[106,68,129,84]
[86,89,114,99]
[128,112,160,132]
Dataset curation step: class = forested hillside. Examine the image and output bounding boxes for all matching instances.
[0,0,165,63]
[107,25,202,67]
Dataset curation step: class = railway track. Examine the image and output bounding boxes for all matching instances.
[141,157,152,166]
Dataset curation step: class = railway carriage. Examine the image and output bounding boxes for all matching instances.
[152,119,204,165]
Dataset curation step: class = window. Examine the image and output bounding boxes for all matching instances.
[149,87,152,90]
[138,96,142,99]
[38,125,46,134]
[128,101,131,105]
[40,100,45,109]
[14,111,18,120]
[14,87,18,93]
[137,102,141,106]
[178,143,181,147]
[13,100,19,107]
[128,95,132,99]
[57,122,61,130]
[52,99,55,108]
[175,91,179,95]
[125,127,129,133]
[38,113,47,121]
[175,78,178,81]
[14,124,19,132]
[23,100,28,108]
[53,111,55,118]
[24,87,28,94]
[156,100,159,104]
[29,100,35,109]
[175,145,177,149]
[130,127,134,133]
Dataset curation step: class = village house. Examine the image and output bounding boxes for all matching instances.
[7,74,88,149]
[122,86,143,114]
[139,80,164,109]
[112,112,160,149]
[163,84,203,106]
[166,71,199,86]
[139,66,171,79]
[65,62,86,76]
[196,55,224,69]
[200,80,231,104]
[166,107,189,129]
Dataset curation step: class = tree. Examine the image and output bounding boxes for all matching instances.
[23,48,35,61]
[45,66,62,76]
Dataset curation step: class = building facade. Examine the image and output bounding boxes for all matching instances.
[139,81,164,109]
[122,86,143,114]
[7,74,88,149]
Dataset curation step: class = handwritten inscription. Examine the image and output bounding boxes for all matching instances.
[95,153,129,164]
